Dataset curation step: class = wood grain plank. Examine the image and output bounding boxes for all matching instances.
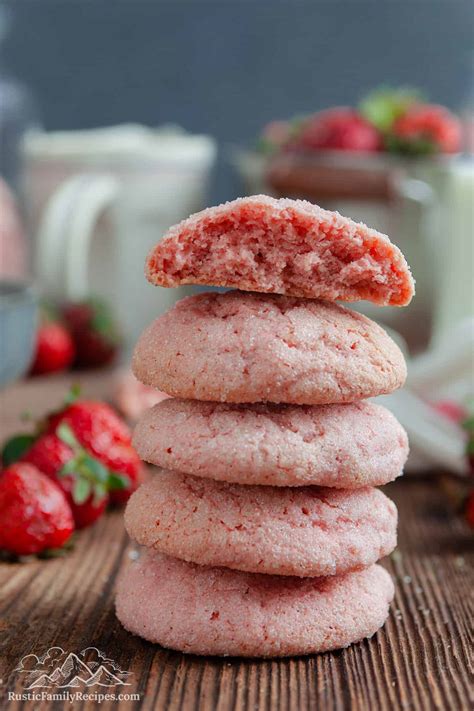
[0,375,472,711]
[0,480,472,711]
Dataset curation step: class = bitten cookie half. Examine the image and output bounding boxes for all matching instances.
[125,471,397,578]
[133,398,408,488]
[116,551,395,657]
[132,291,406,405]
[145,195,414,307]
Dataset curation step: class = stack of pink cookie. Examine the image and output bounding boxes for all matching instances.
[116,196,413,657]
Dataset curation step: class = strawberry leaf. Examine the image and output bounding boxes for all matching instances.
[54,419,130,499]
[462,415,474,433]
[82,455,109,482]
[107,473,130,491]
[57,423,79,449]
[59,458,80,477]
[384,134,437,156]
[73,477,92,504]
[359,86,422,132]
[93,482,108,505]
[64,383,81,406]
[2,434,36,465]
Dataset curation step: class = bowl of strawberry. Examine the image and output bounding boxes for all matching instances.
[0,389,143,558]
[239,87,463,203]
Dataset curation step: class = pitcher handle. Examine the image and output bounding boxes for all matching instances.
[36,173,119,300]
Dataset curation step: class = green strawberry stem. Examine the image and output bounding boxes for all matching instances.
[384,134,437,156]
[56,423,130,504]
[64,383,81,406]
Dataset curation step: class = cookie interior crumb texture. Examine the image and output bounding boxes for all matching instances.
[146,195,415,306]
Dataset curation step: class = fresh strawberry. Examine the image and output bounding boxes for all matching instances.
[0,463,74,555]
[2,393,139,517]
[20,433,71,479]
[292,108,382,152]
[19,431,111,528]
[62,298,120,369]
[30,321,75,375]
[46,399,132,455]
[48,402,142,504]
[390,104,461,154]
[47,399,142,502]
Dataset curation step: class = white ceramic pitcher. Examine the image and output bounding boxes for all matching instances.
[23,125,216,352]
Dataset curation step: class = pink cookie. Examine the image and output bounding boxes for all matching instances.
[145,195,414,307]
[132,291,406,405]
[116,551,394,657]
[124,471,397,577]
[133,399,408,488]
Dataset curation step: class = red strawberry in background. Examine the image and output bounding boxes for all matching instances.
[390,104,461,154]
[258,87,462,160]
[0,463,74,555]
[30,306,75,376]
[62,298,120,369]
[292,108,382,153]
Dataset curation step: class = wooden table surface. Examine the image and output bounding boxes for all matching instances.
[0,375,472,711]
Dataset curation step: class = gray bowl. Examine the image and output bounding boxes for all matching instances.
[0,281,38,386]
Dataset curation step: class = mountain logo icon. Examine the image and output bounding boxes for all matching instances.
[14,647,132,689]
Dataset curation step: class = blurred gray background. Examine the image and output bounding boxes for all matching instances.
[2,0,473,201]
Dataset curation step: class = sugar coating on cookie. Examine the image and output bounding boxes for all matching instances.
[133,399,408,488]
[125,470,397,577]
[115,551,395,657]
[145,195,414,307]
[132,291,407,405]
